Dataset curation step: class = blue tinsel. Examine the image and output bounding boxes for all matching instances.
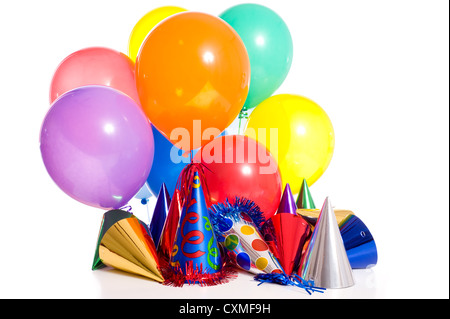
[254,273,326,295]
[209,197,266,235]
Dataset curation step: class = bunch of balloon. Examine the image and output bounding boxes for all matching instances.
[40,3,333,217]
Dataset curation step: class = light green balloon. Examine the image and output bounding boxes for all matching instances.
[220,4,293,110]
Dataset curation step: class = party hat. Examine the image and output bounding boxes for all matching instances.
[157,189,182,262]
[166,170,231,286]
[270,184,311,275]
[92,209,164,282]
[278,183,297,214]
[296,179,316,209]
[210,197,283,275]
[340,214,378,268]
[149,183,170,245]
[299,197,354,288]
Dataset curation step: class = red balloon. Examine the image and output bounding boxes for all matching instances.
[194,135,282,220]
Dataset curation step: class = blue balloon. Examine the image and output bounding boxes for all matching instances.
[146,125,191,197]
[135,126,228,200]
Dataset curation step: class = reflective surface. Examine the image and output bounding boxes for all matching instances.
[157,189,182,261]
[245,94,335,195]
[49,47,139,104]
[270,184,311,275]
[40,86,154,209]
[93,210,164,282]
[299,198,354,289]
[136,12,250,151]
[271,213,311,275]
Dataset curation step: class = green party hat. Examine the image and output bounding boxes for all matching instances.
[296,179,316,209]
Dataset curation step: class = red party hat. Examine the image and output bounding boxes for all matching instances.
[157,189,182,262]
[270,184,312,275]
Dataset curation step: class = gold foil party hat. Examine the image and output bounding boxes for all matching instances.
[92,209,164,283]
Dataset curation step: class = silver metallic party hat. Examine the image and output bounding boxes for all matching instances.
[299,197,354,288]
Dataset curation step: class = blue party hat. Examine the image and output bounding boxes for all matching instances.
[149,183,170,245]
[166,169,234,286]
[339,214,378,268]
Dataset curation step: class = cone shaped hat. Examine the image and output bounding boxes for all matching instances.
[92,210,164,282]
[149,183,170,245]
[270,184,311,274]
[300,197,354,288]
[296,179,316,209]
[169,171,223,281]
[157,189,182,261]
[278,183,297,215]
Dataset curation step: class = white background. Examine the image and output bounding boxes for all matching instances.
[0,0,448,299]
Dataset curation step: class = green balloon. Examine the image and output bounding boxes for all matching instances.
[220,4,293,110]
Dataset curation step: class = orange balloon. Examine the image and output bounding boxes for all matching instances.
[136,12,250,151]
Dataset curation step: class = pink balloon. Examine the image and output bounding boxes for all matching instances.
[49,47,139,104]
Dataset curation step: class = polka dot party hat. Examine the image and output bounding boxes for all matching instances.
[209,197,284,275]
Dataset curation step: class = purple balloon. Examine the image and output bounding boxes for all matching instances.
[40,85,154,209]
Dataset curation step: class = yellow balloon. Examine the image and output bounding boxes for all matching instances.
[244,94,335,195]
[128,6,188,62]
